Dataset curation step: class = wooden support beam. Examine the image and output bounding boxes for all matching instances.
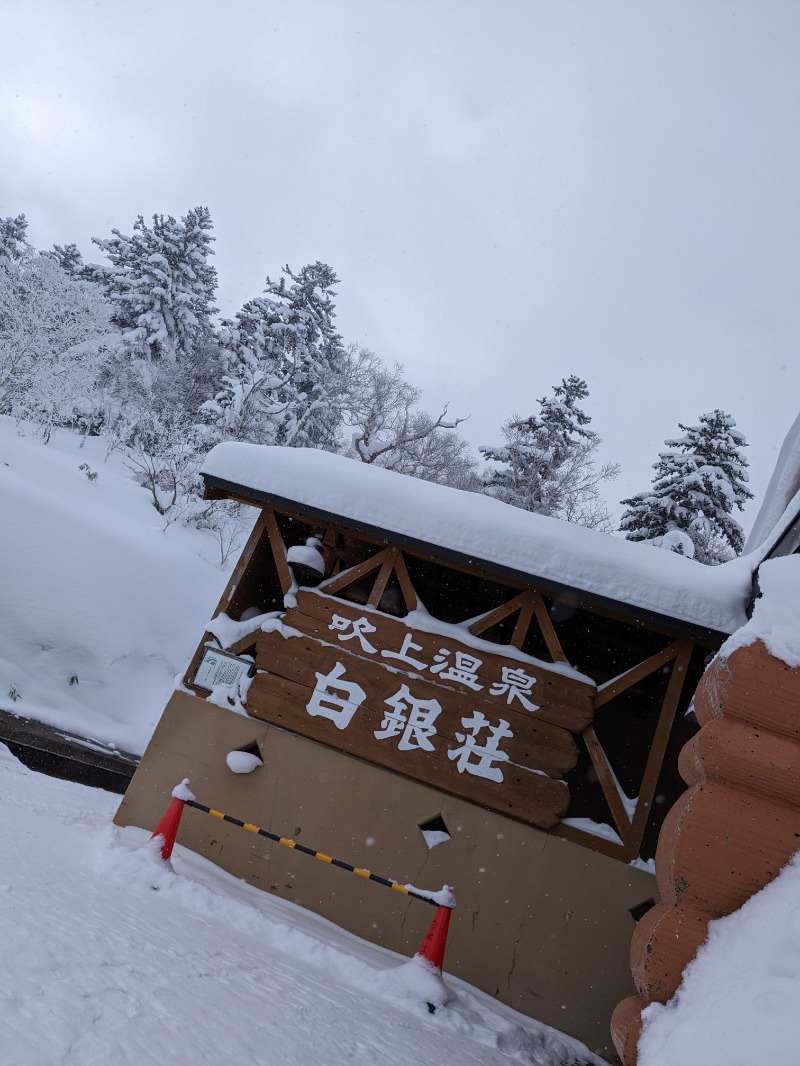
[583,725,633,838]
[182,508,272,688]
[389,547,419,612]
[472,590,569,665]
[594,641,683,709]
[322,547,394,598]
[552,638,696,861]
[626,640,694,856]
[511,593,536,648]
[530,591,568,662]
[551,820,629,862]
[469,592,531,638]
[367,558,394,608]
[263,508,293,596]
[228,630,263,656]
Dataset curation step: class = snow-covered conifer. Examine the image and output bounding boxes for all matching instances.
[49,243,85,277]
[91,206,218,364]
[620,409,752,563]
[0,214,29,261]
[84,208,222,521]
[206,261,345,450]
[481,376,618,528]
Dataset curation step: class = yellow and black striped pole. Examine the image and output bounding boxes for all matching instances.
[184,798,444,908]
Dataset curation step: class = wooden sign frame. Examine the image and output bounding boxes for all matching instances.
[185,501,717,862]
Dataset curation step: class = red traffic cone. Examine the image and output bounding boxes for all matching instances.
[414,905,453,974]
[149,779,194,861]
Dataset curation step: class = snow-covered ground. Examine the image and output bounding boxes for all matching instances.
[5,737,800,1066]
[0,742,599,1066]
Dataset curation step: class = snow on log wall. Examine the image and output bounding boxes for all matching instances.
[610,639,800,1064]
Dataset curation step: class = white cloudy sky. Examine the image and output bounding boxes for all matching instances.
[2,0,799,530]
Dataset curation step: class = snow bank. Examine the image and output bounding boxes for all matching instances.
[718,554,800,667]
[638,852,800,1066]
[202,443,756,635]
[0,418,228,753]
[0,742,601,1066]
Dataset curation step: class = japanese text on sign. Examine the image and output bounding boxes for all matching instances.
[327,612,540,712]
[306,659,514,783]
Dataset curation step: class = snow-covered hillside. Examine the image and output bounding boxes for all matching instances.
[0,416,234,754]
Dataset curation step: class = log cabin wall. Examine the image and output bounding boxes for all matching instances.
[116,499,725,1060]
[610,639,800,1064]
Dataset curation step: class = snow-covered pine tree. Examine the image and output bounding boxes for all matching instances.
[271,261,344,451]
[619,409,752,563]
[0,215,29,261]
[481,375,618,529]
[91,206,218,365]
[206,261,345,450]
[88,208,222,521]
[49,243,86,277]
[616,487,669,544]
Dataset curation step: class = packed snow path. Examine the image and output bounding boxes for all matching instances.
[0,746,598,1066]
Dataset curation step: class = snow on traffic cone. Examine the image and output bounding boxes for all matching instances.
[414,904,453,975]
[149,779,194,861]
[393,888,456,1014]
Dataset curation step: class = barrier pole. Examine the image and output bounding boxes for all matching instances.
[184,797,452,910]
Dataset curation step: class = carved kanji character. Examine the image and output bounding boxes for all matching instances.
[374,684,441,751]
[306,661,366,730]
[328,613,378,654]
[381,632,427,671]
[489,666,540,712]
[448,711,513,783]
[430,648,483,690]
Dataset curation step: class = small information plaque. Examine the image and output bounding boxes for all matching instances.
[193,647,253,691]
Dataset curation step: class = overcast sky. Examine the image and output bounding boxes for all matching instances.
[2,1,799,532]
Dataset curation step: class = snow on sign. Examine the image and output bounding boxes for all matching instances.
[247,592,593,828]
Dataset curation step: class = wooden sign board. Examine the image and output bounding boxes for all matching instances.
[246,592,595,829]
[288,591,595,730]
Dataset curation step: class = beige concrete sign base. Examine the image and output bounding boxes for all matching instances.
[116,690,656,1061]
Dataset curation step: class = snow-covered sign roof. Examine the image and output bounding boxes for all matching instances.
[201,444,758,637]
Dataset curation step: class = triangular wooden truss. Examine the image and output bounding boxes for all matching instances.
[555,638,694,861]
[217,509,294,657]
[321,545,418,612]
[469,587,696,859]
[468,590,569,662]
[220,529,421,656]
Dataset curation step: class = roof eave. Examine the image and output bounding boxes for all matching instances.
[202,472,732,645]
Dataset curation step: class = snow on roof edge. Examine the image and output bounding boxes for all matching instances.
[201,443,755,636]
[745,411,800,554]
